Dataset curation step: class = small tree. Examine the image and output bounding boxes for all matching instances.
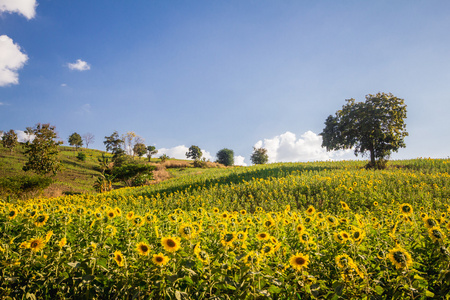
[68,132,83,150]
[104,131,124,153]
[186,145,202,160]
[23,123,63,176]
[320,92,408,169]
[250,147,269,165]
[216,148,234,166]
[2,129,18,153]
[133,143,147,158]
[82,133,95,148]
[146,145,158,162]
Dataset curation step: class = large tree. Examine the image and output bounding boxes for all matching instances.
[186,145,202,160]
[216,148,234,166]
[320,92,408,168]
[250,147,269,165]
[68,132,83,150]
[133,142,147,158]
[2,129,18,153]
[104,131,126,166]
[23,123,63,176]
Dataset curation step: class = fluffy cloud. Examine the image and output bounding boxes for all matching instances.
[0,35,29,87]
[67,59,91,71]
[157,145,213,161]
[16,130,34,142]
[0,0,37,19]
[234,155,247,166]
[254,131,354,163]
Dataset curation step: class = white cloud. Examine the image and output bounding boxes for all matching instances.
[234,155,247,166]
[67,59,91,71]
[0,0,37,19]
[0,35,28,87]
[61,83,67,87]
[254,131,354,163]
[157,145,213,161]
[81,103,91,113]
[16,129,34,142]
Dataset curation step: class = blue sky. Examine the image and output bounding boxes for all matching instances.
[1,0,449,165]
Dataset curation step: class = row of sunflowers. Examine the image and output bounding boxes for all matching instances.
[1,159,450,299]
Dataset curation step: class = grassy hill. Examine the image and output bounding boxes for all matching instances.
[0,143,226,199]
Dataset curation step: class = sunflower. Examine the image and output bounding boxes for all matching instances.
[236,231,248,241]
[220,211,229,219]
[305,206,316,216]
[58,237,67,248]
[132,216,145,227]
[261,243,275,256]
[241,251,260,266]
[105,225,117,237]
[34,213,49,227]
[256,232,270,241]
[94,211,103,220]
[240,209,247,215]
[428,227,445,243]
[221,232,237,247]
[152,253,169,266]
[217,222,227,232]
[113,250,125,267]
[423,217,438,229]
[161,237,181,252]
[351,228,365,244]
[136,242,151,256]
[106,210,116,219]
[388,247,413,269]
[28,237,45,252]
[263,218,275,229]
[126,211,135,220]
[326,215,338,226]
[400,203,413,216]
[335,254,354,269]
[290,253,309,271]
[194,244,210,264]
[179,223,196,239]
[8,209,19,220]
[45,230,53,243]
[296,224,306,234]
[145,213,157,224]
[303,216,314,225]
[373,201,378,207]
[114,207,122,216]
[168,213,179,223]
[212,207,220,213]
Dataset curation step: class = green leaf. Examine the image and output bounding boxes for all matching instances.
[374,285,384,295]
[268,285,282,294]
[332,281,345,296]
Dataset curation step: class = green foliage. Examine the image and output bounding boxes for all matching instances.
[193,158,208,168]
[186,145,202,160]
[133,142,147,158]
[112,163,155,186]
[250,147,269,165]
[76,152,86,162]
[321,92,408,168]
[103,131,124,154]
[0,175,53,198]
[216,148,234,166]
[68,132,83,150]
[146,145,158,161]
[22,123,63,176]
[1,129,18,153]
[159,154,169,163]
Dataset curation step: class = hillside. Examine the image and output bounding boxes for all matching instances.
[0,144,208,198]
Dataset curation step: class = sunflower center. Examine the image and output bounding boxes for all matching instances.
[295,257,306,265]
[116,255,122,262]
[37,215,45,222]
[31,241,39,248]
[166,239,176,247]
[224,233,234,242]
[9,211,16,217]
[155,256,163,262]
[140,245,148,252]
[432,229,442,239]
[393,251,406,264]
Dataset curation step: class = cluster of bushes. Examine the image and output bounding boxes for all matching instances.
[0,175,53,199]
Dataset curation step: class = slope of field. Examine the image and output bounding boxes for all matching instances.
[1,158,450,299]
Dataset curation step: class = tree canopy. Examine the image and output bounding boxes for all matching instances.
[68,132,83,150]
[216,148,234,166]
[23,123,63,176]
[2,129,18,153]
[186,145,202,160]
[250,147,269,165]
[320,92,408,168]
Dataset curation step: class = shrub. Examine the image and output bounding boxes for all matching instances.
[77,152,86,161]
[0,175,53,199]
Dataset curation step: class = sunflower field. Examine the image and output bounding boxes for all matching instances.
[1,158,450,299]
